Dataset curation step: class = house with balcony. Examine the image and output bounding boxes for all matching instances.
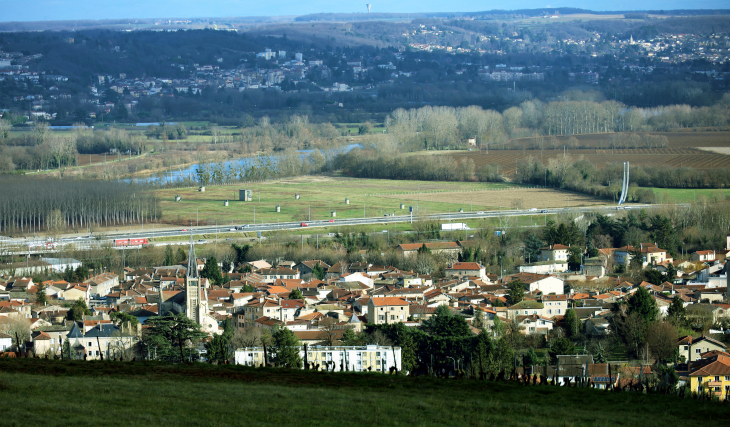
[688,351,730,400]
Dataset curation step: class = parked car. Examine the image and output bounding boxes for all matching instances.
[301,223,308,227]
[540,210,548,213]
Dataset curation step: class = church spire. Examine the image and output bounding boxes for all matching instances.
[187,232,198,279]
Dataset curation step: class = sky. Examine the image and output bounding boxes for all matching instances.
[1,0,726,22]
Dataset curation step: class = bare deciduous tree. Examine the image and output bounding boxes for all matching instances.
[0,316,31,351]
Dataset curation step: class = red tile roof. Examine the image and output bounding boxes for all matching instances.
[370,297,408,306]
[540,244,570,250]
[397,242,460,251]
[448,262,483,270]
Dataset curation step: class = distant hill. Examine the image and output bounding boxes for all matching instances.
[294,8,730,22]
[1,8,728,31]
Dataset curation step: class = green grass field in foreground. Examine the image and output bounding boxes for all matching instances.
[647,187,730,204]
[0,359,727,427]
[154,177,530,226]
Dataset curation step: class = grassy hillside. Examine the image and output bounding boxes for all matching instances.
[0,359,727,426]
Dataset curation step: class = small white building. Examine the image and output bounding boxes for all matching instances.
[234,344,401,372]
[0,332,12,352]
[527,275,565,295]
[340,272,374,289]
[519,262,568,274]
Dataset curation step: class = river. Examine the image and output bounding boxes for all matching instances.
[133,143,361,184]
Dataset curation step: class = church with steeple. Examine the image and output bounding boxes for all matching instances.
[159,234,221,335]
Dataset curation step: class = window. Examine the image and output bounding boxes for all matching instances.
[698,377,703,383]
[88,342,92,347]
[390,315,395,320]
[524,310,528,315]
[557,309,562,314]
[695,348,701,354]
[725,376,730,382]
[378,315,384,321]
[390,307,394,311]
[548,309,552,315]
[715,376,721,382]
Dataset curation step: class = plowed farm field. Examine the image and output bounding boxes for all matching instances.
[447,131,730,177]
[509,131,730,149]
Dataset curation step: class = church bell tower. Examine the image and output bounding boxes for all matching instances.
[185,233,200,323]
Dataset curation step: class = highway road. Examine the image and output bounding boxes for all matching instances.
[1,204,671,256]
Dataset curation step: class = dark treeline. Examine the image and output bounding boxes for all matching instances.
[335,149,504,183]
[516,157,730,202]
[0,177,159,234]
[335,147,730,200]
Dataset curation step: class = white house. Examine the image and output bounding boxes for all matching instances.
[340,272,374,289]
[0,332,12,352]
[84,273,119,297]
[516,314,555,334]
[519,262,569,274]
[539,244,570,262]
[525,275,564,295]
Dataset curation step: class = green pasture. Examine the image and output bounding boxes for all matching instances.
[154,177,525,226]
[647,188,730,204]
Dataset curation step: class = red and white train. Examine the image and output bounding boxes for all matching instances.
[114,238,149,247]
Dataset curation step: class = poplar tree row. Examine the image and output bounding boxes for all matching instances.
[0,177,160,234]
